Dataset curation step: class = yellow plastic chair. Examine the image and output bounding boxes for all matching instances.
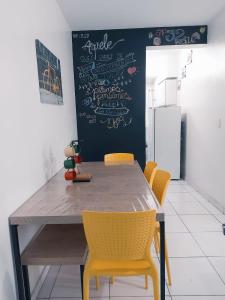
[152,169,172,286]
[82,210,159,300]
[144,161,157,187]
[104,153,134,165]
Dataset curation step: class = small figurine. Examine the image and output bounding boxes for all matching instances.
[64,143,77,181]
[64,139,90,182]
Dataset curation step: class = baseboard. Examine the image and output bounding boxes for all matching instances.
[186,179,225,214]
[31,266,50,300]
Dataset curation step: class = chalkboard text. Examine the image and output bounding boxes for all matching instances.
[82,34,125,59]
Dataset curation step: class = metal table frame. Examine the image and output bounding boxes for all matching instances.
[9,162,166,300]
[9,221,165,300]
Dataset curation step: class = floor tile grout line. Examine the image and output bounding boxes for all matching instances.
[172,187,224,247]
[36,266,55,300]
[186,187,224,216]
[167,188,225,289]
[197,201,221,215]
[166,294,225,298]
[169,196,213,216]
[206,257,225,286]
[48,265,62,299]
[170,213,215,215]
[213,214,225,224]
[174,213,222,233]
[165,203,178,216]
[47,297,82,299]
[166,186,208,297]
[48,297,112,299]
[167,213,190,234]
[168,210,222,234]
[168,187,221,217]
[181,219,225,287]
[168,190,196,216]
[167,230,222,233]
[174,201,209,257]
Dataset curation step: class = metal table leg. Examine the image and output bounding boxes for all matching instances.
[22,266,31,300]
[159,220,165,300]
[80,264,84,300]
[9,224,26,300]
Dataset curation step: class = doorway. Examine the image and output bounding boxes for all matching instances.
[145,47,193,178]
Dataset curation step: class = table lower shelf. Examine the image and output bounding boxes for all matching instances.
[21,224,88,266]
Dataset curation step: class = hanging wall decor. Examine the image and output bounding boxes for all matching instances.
[35,39,63,105]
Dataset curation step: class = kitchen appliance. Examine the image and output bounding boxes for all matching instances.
[147,106,181,179]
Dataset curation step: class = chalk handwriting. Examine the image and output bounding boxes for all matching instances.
[94,107,129,117]
[148,27,204,46]
[77,53,135,84]
[80,56,94,63]
[93,53,135,75]
[97,54,113,62]
[82,34,125,59]
[191,32,201,43]
[100,116,132,129]
[165,29,185,43]
[82,97,92,106]
[93,84,132,101]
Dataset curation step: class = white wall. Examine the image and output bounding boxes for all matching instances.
[179,9,225,210]
[0,1,76,299]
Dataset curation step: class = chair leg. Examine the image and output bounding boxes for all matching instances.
[83,271,89,300]
[154,232,160,254]
[149,265,159,300]
[145,274,148,289]
[80,265,84,299]
[110,276,115,284]
[165,239,172,286]
[95,276,99,290]
[152,273,159,300]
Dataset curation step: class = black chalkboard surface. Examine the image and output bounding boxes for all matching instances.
[72,26,207,169]
[72,29,147,168]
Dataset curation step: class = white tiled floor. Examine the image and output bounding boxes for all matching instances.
[36,181,225,300]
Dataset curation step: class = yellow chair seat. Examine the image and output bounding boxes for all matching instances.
[88,259,153,273]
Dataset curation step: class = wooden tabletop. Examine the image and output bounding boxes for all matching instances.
[9,161,164,225]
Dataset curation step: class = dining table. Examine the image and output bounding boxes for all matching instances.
[9,161,166,300]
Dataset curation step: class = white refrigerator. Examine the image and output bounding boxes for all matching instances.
[146,106,181,179]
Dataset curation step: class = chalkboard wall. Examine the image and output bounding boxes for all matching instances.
[72,26,207,169]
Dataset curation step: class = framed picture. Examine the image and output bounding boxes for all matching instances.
[35,39,63,105]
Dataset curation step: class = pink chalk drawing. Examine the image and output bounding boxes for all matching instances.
[127,66,136,75]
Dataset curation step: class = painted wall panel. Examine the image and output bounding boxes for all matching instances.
[72,26,207,169]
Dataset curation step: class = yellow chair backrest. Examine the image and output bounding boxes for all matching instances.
[82,210,156,261]
[104,153,134,164]
[152,169,171,206]
[144,161,157,185]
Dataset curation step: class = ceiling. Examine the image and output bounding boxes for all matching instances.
[57,0,225,30]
